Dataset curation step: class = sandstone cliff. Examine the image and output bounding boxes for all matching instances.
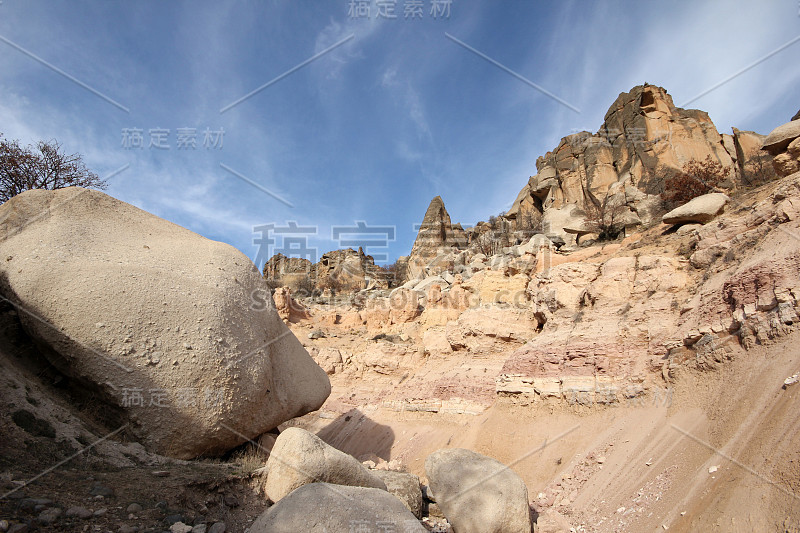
[506,84,767,243]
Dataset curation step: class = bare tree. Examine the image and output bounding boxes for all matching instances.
[583,195,626,241]
[661,156,729,209]
[474,229,502,256]
[0,134,106,203]
[741,150,778,188]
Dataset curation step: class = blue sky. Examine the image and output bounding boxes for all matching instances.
[1,1,799,267]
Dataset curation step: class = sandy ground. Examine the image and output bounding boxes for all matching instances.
[296,329,800,532]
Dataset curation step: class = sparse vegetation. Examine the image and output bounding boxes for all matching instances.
[583,194,626,241]
[741,150,778,188]
[661,155,730,209]
[0,134,106,203]
[378,259,406,288]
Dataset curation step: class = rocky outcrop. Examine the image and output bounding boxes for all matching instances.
[264,247,388,295]
[251,483,426,532]
[406,196,468,279]
[263,253,313,292]
[763,121,800,178]
[425,448,531,533]
[265,427,386,502]
[506,84,759,243]
[271,286,311,323]
[662,193,730,225]
[0,187,330,459]
[315,247,388,293]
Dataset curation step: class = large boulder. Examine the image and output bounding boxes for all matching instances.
[0,188,331,459]
[265,427,386,502]
[251,483,426,532]
[762,120,800,156]
[662,193,730,225]
[372,470,424,518]
[425,448,531,533]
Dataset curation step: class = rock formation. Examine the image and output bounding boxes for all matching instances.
[251,483,426,532]
[264,427,386,502]
[264,247,388,295]
[0,187,331,458]
[763,120,800,177]
[662,192,730,225]
[315,247,388,292]
[263,253,313,292]
[405,196,468,279]
[505,84,763,243]
[425,448,531,533]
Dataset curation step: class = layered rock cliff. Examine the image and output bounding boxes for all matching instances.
[506,84,766,243]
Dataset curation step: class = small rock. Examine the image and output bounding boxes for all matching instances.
[0,520,8,532]
[223,493,239,508]
[151,470,170,478]
[66,506,93,519]
[164,514,185,526]
[7,525,27,533]
[170,523,192,533]
[93,508,107,517]
[308,330,326,340]
[191,525,207,533]
[708,465,718,474]
[126,503,143,514]
[784,374,799,387]
[90,484,115,498]
[208,523,226,533]
[118,526,137,533]
[597,456,606,464]
[36,507,62,525]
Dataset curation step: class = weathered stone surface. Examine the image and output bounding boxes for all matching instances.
[425,448,531,533]
[265,427,386,502]
[662,193,730,225]
[272,286,311,323]
[263,253,313,292]
[372,470,424,518]
[0,188,330,458]
[507,84,739,239]
[315,248,387,293]
[407,197,468,279]
[763,120,800,156]
[251,483,426,532]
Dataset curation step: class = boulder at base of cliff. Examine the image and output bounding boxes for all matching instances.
[265,427,386,502]
[425,448,532,533]
[251,483,426,532]
[0,187,331,459]
[372,470,424,519]
[662,193,730,225]
[762,120,800,156]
